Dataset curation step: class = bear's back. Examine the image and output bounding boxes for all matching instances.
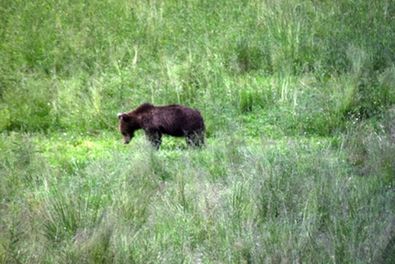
[132,103,154,114]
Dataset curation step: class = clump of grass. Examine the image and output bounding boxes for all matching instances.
[343,117,395,184]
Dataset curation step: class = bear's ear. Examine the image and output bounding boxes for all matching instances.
[117,113,130,121]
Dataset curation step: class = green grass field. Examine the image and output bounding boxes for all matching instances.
[1,0,394,263]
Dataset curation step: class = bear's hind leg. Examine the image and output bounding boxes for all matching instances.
[186,131,204,148]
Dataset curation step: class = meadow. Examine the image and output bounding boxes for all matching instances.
[0,0,394,263]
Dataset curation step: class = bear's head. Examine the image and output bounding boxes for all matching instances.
[117,113,140,144]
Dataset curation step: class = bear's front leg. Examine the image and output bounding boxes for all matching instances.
[145,130,162,149]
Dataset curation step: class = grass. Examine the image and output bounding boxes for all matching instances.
[1,0,395,263]
[1,125,394,263]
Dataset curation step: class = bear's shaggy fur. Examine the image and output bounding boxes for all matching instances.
[118,103,205,149]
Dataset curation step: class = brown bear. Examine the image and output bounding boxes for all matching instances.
[117,103,205,149]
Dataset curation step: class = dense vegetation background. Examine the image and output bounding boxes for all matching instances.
[1,0,394,263]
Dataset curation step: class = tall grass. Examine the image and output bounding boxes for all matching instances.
[1,121,394,263]
[1,0,394,263]
[1,0,394,133]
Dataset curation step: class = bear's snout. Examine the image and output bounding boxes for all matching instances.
[123,135,131,144]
